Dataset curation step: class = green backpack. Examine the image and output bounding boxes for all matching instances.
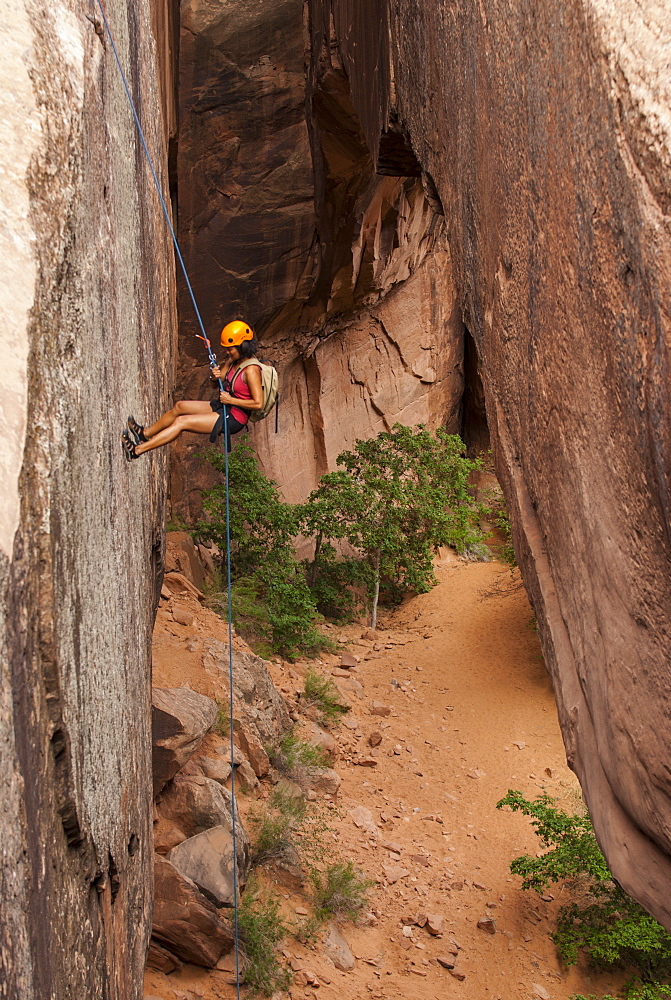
[235,358,279,427]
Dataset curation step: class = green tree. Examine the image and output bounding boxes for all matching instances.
[198,443,325,657]
[301,425,483,628]
[497,791,671,984]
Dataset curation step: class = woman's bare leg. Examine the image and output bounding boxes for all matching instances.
[144,400,214,439]
[135,411,219,454]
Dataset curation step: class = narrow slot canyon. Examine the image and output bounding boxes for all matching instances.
[0,2,669,1000]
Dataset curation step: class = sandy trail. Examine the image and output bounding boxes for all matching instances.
[145,558,623,1000]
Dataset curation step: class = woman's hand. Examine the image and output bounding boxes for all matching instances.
[219,390,234,405]
[210,365,222,380]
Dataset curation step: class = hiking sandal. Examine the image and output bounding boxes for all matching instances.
[127,415,146,442]
[122,429,139,461]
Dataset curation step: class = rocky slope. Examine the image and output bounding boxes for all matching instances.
[145,540,628,1000]
[172,0,671,929]
[0,2,176,996]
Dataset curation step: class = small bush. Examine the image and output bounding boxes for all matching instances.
[310,861,373,922]
[497,791,671,983]
[270,729,330,776]
[482,483,516,566]
[249,787,306,867]
[213,700,230,739]
[303,669,350,726]
[238,876,291,996]
[572,983,671,1000]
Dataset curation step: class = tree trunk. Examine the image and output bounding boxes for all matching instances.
[308,531,322,588]
[371,549,381,629]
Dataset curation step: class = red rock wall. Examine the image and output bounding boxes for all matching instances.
[170,1,465,512]
[0,1,176,996]
[309,0,671,928]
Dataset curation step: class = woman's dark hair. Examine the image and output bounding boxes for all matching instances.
[238,336,259,359]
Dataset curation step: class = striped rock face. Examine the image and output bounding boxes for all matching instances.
[0,1,176,996]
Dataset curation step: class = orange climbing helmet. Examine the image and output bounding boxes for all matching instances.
[220,320,254,347]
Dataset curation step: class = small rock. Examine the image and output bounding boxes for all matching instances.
[295,906,309,916]
[449,968,466,981]
[324,923,355,971]
[466,769,486,779]
[513,740,526,750]
[234,760,259,793]
[361,629,377,640]
[477,917,497,935]
[545,767,555,778]
[172,606,194,627]
[426,914,444,935]
[532,985,551,1000]
[383,866,410,884]
[368,731,383,747]
[381,840,403,854]
[342,717,359,731]
[306,768,341,796]
[402,925,414,938]
[436,956,455,970]
[340,652,358,668]
[355,757,379,767]
[350,805,378,832]
[472,881,487,890]
[369,702,391,717]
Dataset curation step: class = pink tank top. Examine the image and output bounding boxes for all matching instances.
[224,364,259,425]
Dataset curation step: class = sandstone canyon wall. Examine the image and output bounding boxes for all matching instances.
[0,1,176,996]
[173,0,671,931]
[307,0,671,927]
[171,0,468,511]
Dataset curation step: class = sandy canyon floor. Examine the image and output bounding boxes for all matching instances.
[145,557,625,1000]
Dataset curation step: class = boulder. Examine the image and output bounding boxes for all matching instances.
[152,687,218,797]
[169,824,250,908]
[155,776,234,848]
[201,757,233,784]
[152,855,234,968]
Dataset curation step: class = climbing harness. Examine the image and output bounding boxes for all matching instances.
[94,2,242,992]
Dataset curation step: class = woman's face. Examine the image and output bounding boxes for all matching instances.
[226,345,241,362]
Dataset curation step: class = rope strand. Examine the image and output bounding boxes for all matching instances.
[94,1,241,992]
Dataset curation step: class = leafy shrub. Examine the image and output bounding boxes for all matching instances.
[310,861,373,922]
[238,876,291,996]
[198,444,329,658]
[482,483,516,566]
[572,983,671,1000]
[497,791,671,983]
[249,787,306,867]
[270,728,330,776]
[303,543,369,620]
[303,668,350,726]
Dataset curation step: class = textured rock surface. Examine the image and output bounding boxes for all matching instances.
[155,775,234,850]
[152,855,233,967]
[169,823,251,908]
[152,686,218,796]
[0,1,175,996]
[308,0,671,927]
[170,0,464,513]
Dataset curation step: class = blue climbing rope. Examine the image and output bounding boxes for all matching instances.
[94,1,242,992]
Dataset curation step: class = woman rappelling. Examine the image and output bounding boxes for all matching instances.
[122,320,263,459]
